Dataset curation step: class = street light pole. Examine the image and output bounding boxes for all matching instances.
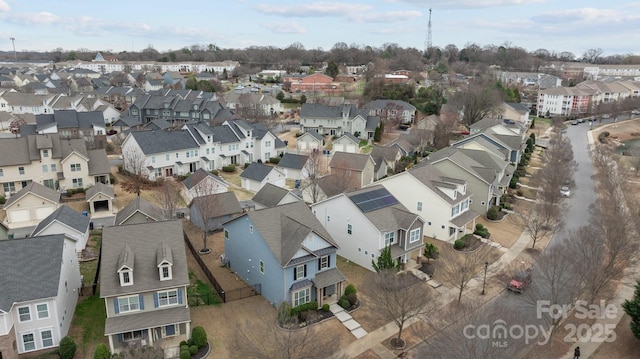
[481,261,489,295]
[10,37,17,61]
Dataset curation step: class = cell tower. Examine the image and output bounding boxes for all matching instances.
[424,8,432,55]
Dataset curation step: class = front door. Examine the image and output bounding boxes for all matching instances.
[165,168,173,177]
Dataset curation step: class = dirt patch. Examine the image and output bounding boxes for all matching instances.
[594,118,640,143]
[354,349,382,359]
[277,128,301,150]
[476,213,524,249]
[593,314,640,358]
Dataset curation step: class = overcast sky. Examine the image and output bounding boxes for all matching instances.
[0,0,638,57]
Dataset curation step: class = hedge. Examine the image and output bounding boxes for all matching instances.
[222,164,236,172]
[290,301,318,316]
[487,206,500,220]
[58,336,77,359]
[345,284,357,296]
[269,157,281,164]
[192,326,208,348]
[180,349,191,359]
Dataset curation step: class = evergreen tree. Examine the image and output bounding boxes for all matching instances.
[372,245,402,272]
[622,280,640,340]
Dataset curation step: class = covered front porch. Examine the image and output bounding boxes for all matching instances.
[448,209,479,242]
[312,267,347,306]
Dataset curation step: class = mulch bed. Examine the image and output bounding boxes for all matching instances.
[455,235,483,252]
[281,309,335,329]
[419,261,435,277]
[191,343,210,359]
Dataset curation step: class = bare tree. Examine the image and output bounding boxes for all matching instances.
[364,270,433,348]
[431,110,460,150]
[122,148,147,177]
[9,118,26,138]
[152,179,182,220]
[449,82,504,127]
[439,244,492,303]
[511,202,563,249]
[534,132,576,211]
[303,150,327,203]
[190,179,224,253]
[231,308,346,359]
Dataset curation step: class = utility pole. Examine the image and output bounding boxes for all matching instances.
[10,37,17,61]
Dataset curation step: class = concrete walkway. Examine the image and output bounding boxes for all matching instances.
[332,229,534,359]
[329,303,368,339]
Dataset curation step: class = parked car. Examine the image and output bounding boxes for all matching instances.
[571,119,579,125]
[632,109,640,115]
[561,186,570,197]
[507,270,532,293]
[107,129,118,135]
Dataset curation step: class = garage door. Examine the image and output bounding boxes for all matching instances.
[9,209,30,223]
[35,207,54,220]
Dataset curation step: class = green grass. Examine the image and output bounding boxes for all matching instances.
[283,102,299,109]
[187,279,222,306]
[359,140,368,147]
[80,234,101,285]
[72,295,107,345]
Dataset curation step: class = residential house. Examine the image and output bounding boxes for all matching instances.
[182,168,228,202]
[162,72,185,89]
[375,163,478,242]
[100,220,191,355]
[30,205,90,255]
[424,147,511,215]
[222,92,284,117]
[0,235,81,358]
[501,103,531,128]
[251,183,302,210]
[329,152,376,188]
[0,133,111,194]
[299,103,380,140]
[276,153,309,181]
[114,196,164,226]
[240,163,286,192]
[35,110,107,148]
[0,92,58,115]
[296,131,324,153]
[282,73,336,94]
[2,182,60,229]
[188,191,242,233]
[223,201,346,307]
[85,182,115,216]
[363,99,416,124]
[370,145,403,176]
[311,185,425,271]
[452,125,525,164]
[332,133,360,154]
[301,173,360,204]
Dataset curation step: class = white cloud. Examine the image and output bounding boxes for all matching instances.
[264,22,307,34]
[350,10,422,23]
[388,0,545,8]
[256,2,372,17]
[0,0,9,12]
[532,7,639,24]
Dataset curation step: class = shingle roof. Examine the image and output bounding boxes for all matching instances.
[211,125,240,144]
[425,147,498,184]
[251,183,292,208]
[371,145,400,163]
[335,132,360,144]
[87,149,111,176]
[129,130,199,155]
[3,182,60,209]
[408,163,471,205]
[31,205,90,236]
[114,196,164,225]
[182,168,227,190]
[278,153,309,170]
[345,185,420,232]
[240,201,338,266]
[85,182,115,201]
[0,235,65,311]
[100,221,190,297]
[329,152,374,171]
[240,162,278,182]
[188,191,242,218]
[301,130,323,141]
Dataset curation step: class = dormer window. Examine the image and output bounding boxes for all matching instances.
[159,263,173,281]
[117,245,134,286]
[119,269,133,286]
[157,242,173,281]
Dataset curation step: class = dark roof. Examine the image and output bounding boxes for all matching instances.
[240,162,277,182]
[188,192,242,218]
[115,196,164,225]
[0,235,65,311]
[85,182,115,200]
[335,132,360,144]
[252,183,293,207]
[329,152,374,171]
[129,130,199,155]
[35,110,104,132]
[3,182,60,209]
[31,205,90,236]
[182,168,227,190]
[371,145,400,162]
[211,125,240,144]
[88,149,111,176]
[278,153,309,170]
[100,221,190,297]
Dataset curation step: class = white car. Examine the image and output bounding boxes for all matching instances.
[561,186,570,197]
[632,109,640,115]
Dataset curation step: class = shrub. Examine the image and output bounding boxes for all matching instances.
[474,227,489,238]
[598,131,610,143]
[475,224,485,231]
[117,165,123,173]
[322,304,330,312]
[339,298,350,309]
[346,293,358,306]
[269,157,281,164]
[277,302,293,325]
[180,349,191,359]
[93,343,111,359]
[530,118,535,129]
[189,345,198,355]
[486,206,500,220]
[345,284,357,296]
[453,239,465,250]
[244,162,250,169]
[192,326,208,348]
[58,336,77,359]
[502,203,513,210]
[423,243,439,263]
[529,133,536,143]
[222,164,236,172]
[0,195,5,205]
[180,345,189,352]
[290,301,318,317]
[295,132,302,137]
[509,177,518,189]
[109,174,116,184]
[179,341,188,347]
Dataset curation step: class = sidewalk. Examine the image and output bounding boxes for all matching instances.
[333,229,534,359]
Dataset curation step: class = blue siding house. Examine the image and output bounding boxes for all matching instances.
[223,201,346,307]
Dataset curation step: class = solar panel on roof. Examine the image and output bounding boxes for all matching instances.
[350,188,399,213]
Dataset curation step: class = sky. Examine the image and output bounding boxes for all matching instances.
[0,0,638,58]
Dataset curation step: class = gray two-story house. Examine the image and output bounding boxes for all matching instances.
[223,201,346,308]
[100,220,191,355]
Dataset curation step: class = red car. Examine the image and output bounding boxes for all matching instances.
[507,270,532,294]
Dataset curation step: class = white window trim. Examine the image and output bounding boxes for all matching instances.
[36,303,49,319]
[18,306,31,322]
[162,324,180,338]
[119,269,133,286]
[157,290,179,307]
[384,232,395,246]
[409,228,421,243]
[40,328,54,348]
[320,256,329,269]
[118,295,140,313]
[295,265,305,280]
[293,287,311,307]
[21,331,36,352]
[159,264,172,281]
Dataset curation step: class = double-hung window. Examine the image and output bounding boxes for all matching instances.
[409,228,421,243]
[157,290,178,306]
[18,306,31,322]
[36,304,49,319]
[293,287,310,307]
[384,232,395,246]
[118,295,140,313]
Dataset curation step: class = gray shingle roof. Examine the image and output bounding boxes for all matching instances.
[188,191,242,218]
[85,182,115,200]
[3,182,60,209]
[329,152,374,172]
[87,149,111,176]
[31,205,90,236]
[182,168,226,190]
[408,163,471,205]
[345,185,420,232]
[371,145,400,163]
[240,162,277,182]
[115,196,164,225]
[100,220,190,297]
[301,130,323,141]
[211,125,240,144]
[129,130,199,155]
[278,153,309,170]
[426,147,498,184]
[251,183,292,208]
[105,306,190,335]
[238,201,338,267]
[335,132,359,144]
[0,235,65,311]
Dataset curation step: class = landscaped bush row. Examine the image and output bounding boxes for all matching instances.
[474,224,489,238]
[290,301,318,317]
[66,188,86,197]
[486,205,501,220]
[268,157,281,164]
[177,326,208,359]
[222,164,236,172]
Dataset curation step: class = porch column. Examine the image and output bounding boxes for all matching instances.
[89,201,95,215]
[108,335,115,354]
[317,287,322,307]
[147,328,153,347]
[185,322,191,339]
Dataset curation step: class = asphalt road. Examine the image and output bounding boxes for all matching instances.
[409,121,609,358]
